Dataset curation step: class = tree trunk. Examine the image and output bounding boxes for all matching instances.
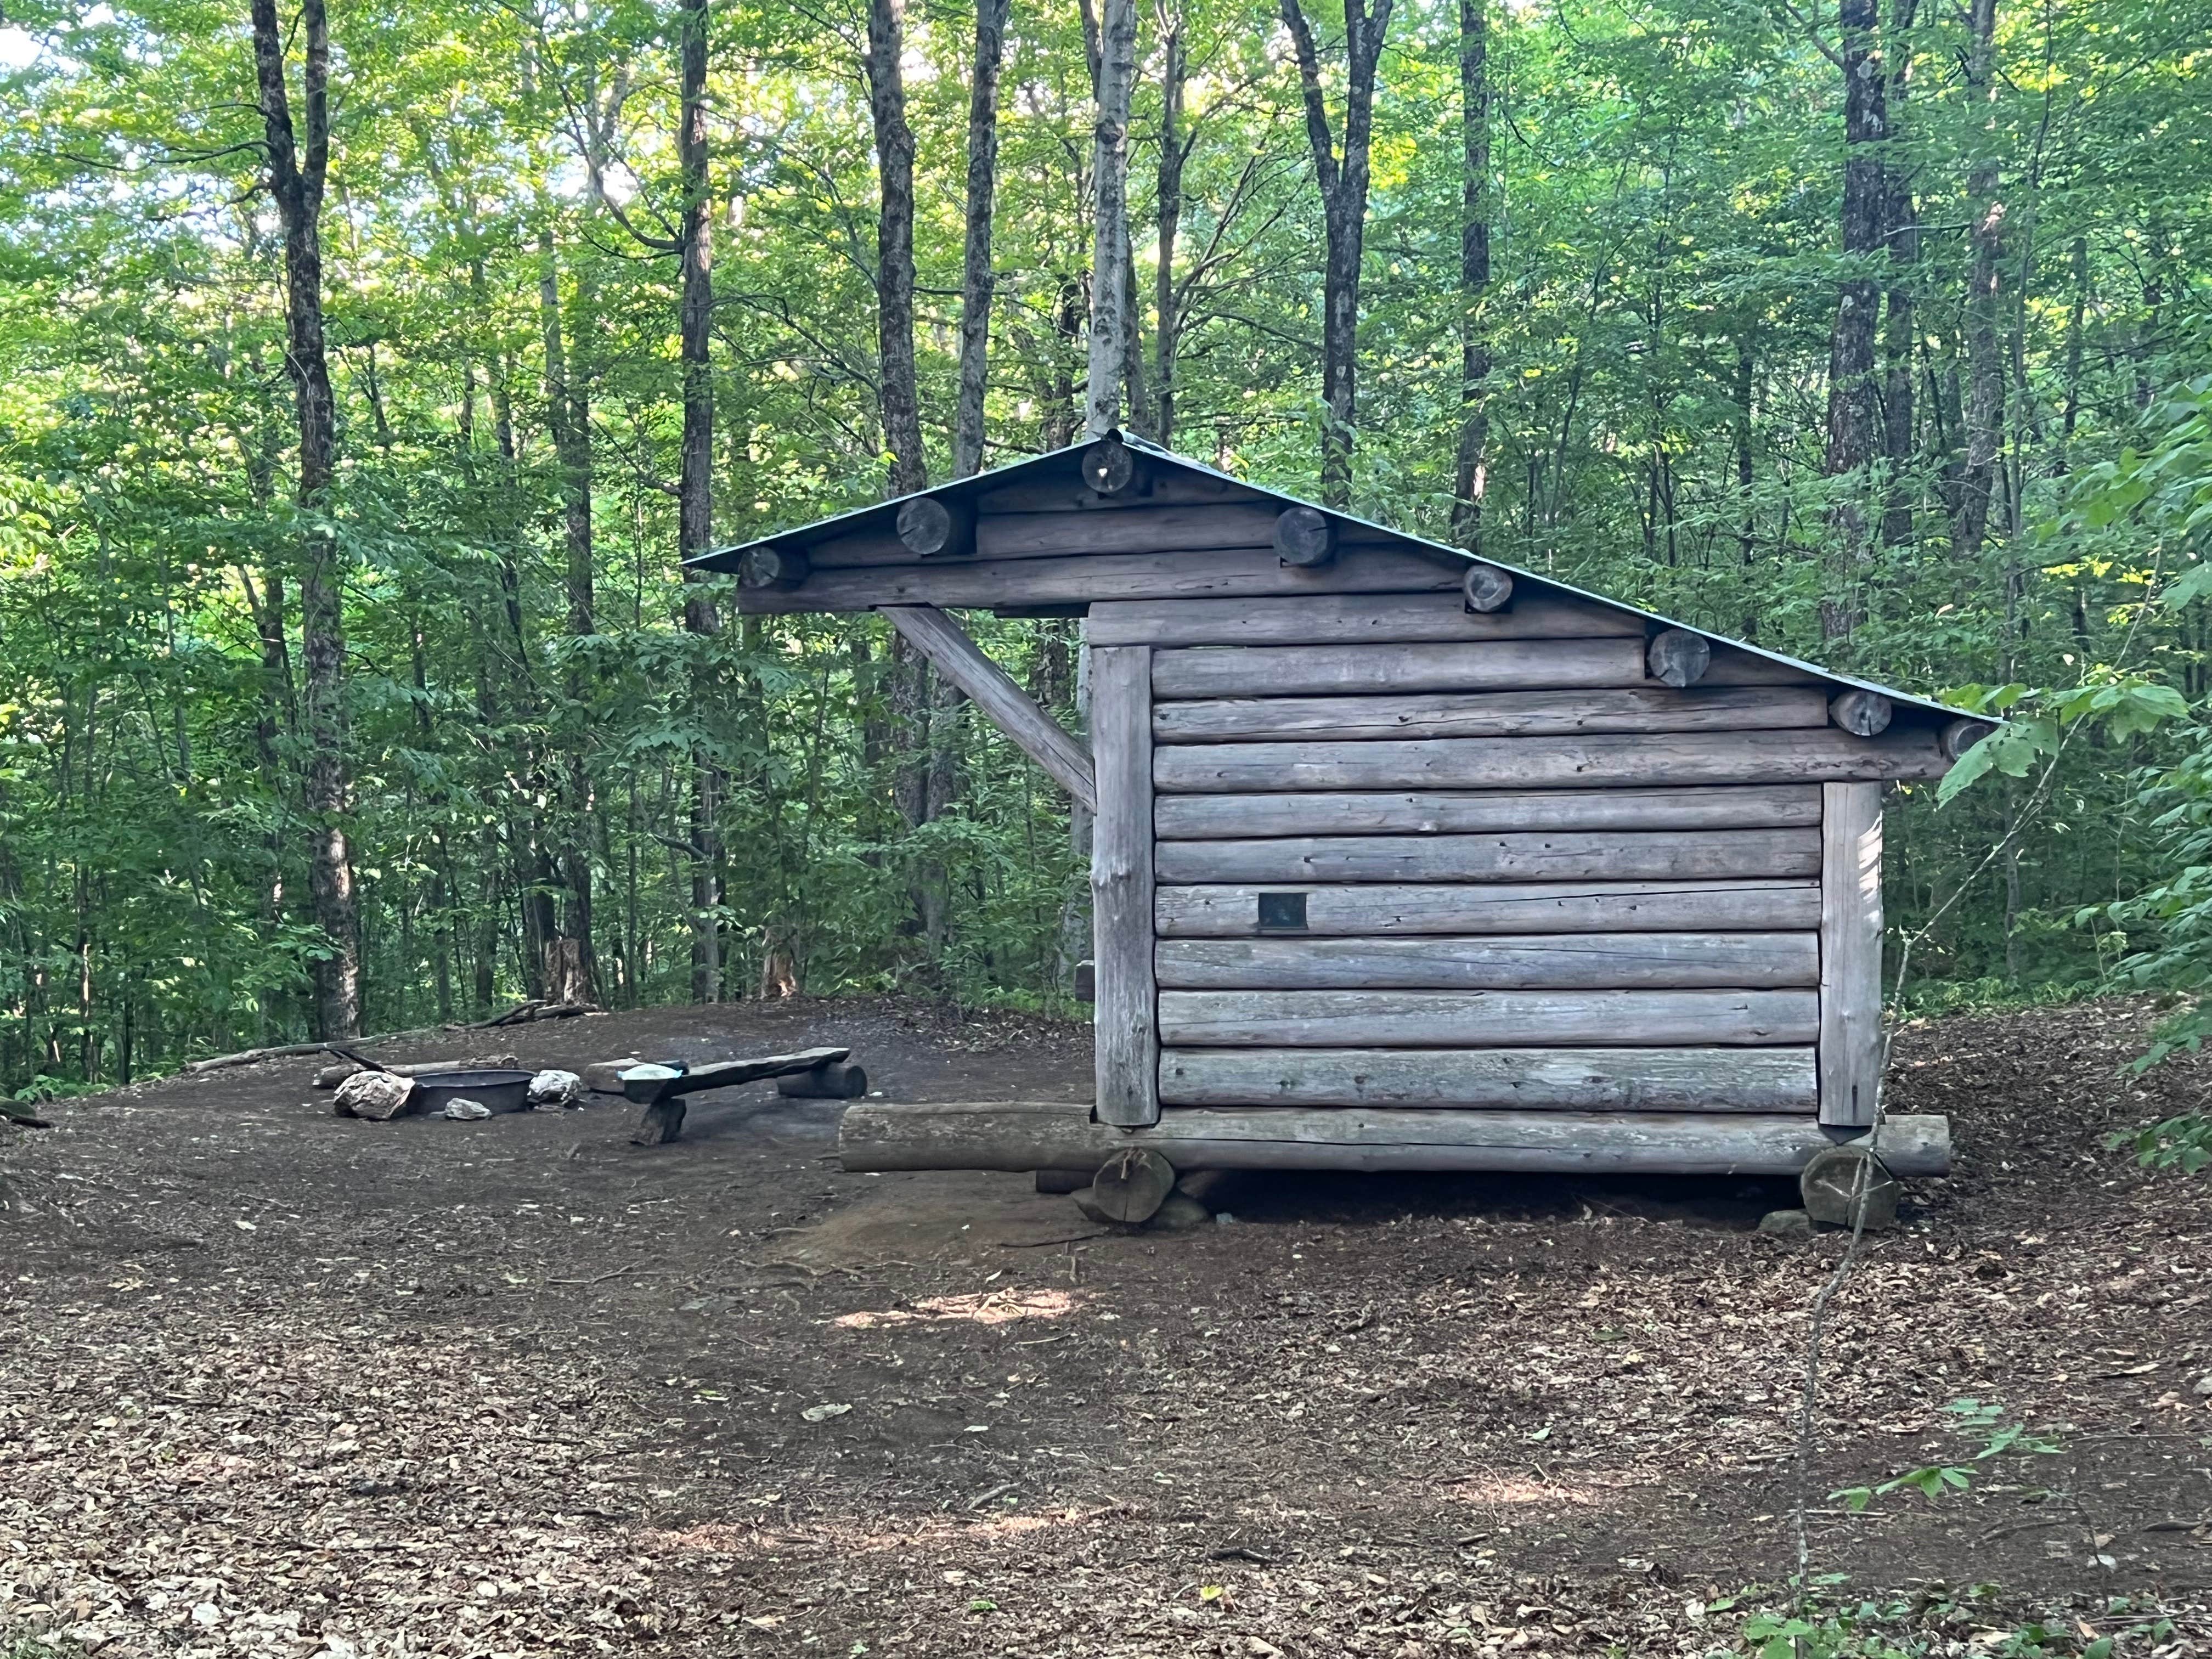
[1281,0,1395,507]
[1153,19,1188,450]
[250,0,357,1039]
[1819,0,1887,640]
[1956,0,2005,557]
[953,0,1010,478]
[1448,0,1491,549]
[1085,0,1137,437]
[1878,0,1920,547]
[675,0,719,1001]
[2061,234,2087,438]
[865,0,928,494]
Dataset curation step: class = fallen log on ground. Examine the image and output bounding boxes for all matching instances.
[473,1000,598,1028]
[313,1054,522,1088]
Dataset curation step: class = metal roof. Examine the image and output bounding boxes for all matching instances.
[689,434,1980,724]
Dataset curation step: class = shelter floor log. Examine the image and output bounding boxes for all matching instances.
[838,1101,1951,1176]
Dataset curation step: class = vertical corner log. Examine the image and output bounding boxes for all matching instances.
[1081,433,1137,495]
[1819,780,1884,1128]
[1646,628,1711,688]
[1273,505,1336,567]
[1940,718,1995,760]
[1090,645,1159,1126]
[895,495,977,558]
[1829,689,1894,738]
[1462,563,1514,613]
[737,543,810,589]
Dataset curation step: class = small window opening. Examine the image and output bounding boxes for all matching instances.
[1257,891,1308,932]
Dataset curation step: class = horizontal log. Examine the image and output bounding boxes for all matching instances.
[1085,593,1641,647]
[1152,638,1648,699]
[973,470,1254,514]
[1155,932,1819,990]
[1154,785,1824,839]
[1158,988,1818,1047]
[1152,686,1830,743]
[1702,645,1824,686]
[838,1100,1951,1177]
[1158,1045,1818,1111]
[1153,827,1819,885]
[733,544,1462,614]
[1156,878,1822,937]
[1154,728,1954,792]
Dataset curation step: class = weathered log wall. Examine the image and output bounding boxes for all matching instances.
[726,458,1916,1163]
[1128,580,1909,1128]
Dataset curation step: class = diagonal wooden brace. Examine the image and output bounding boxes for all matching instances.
[879,604,1098,811]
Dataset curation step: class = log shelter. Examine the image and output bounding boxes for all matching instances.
[692,435,1989,1184]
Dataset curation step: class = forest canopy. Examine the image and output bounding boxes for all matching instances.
[0,0,2207,1093]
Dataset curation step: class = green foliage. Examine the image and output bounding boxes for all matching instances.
[1830,1400,2064,1514]
[0,0,2207,1081]
[2107,1110,2212,1175]
[1718,1589,2172,1659]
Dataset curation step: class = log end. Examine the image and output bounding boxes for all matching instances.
[895,495,974,558]
[1829,689,1894,738]
[1081,433,1136,495]
[738,544,810,590]
[1647,628,1712,688]
[1940,718,1997,761]
[1462,563,1514,613]
[1273,505,1336,567]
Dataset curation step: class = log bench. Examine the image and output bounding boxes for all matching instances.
[618,1046,867,1144]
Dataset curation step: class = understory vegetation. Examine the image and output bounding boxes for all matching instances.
[0,0,2208,1092]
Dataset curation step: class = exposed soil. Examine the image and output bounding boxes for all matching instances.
[2,995,2208,1657]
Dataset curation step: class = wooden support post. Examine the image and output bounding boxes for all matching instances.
[1090,645,1159,1125]
[1819,781,1884,1127]
[881,604,1098,811]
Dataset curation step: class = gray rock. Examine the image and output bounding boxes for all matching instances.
[527,1068,582,1107]
[334,1070,415,1122]
[1148,1192,1212,1232]
[2191,1373,2212,1397]
[1071,1186,1114,1227]
[1800,1144,1903,1230]
[1757,1208,1814,1239]
[441,1099,493,1121]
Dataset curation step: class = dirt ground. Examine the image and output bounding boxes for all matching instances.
[2,995,2208,1658]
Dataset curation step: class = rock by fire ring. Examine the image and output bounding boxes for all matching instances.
[335,1070,416,1121]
